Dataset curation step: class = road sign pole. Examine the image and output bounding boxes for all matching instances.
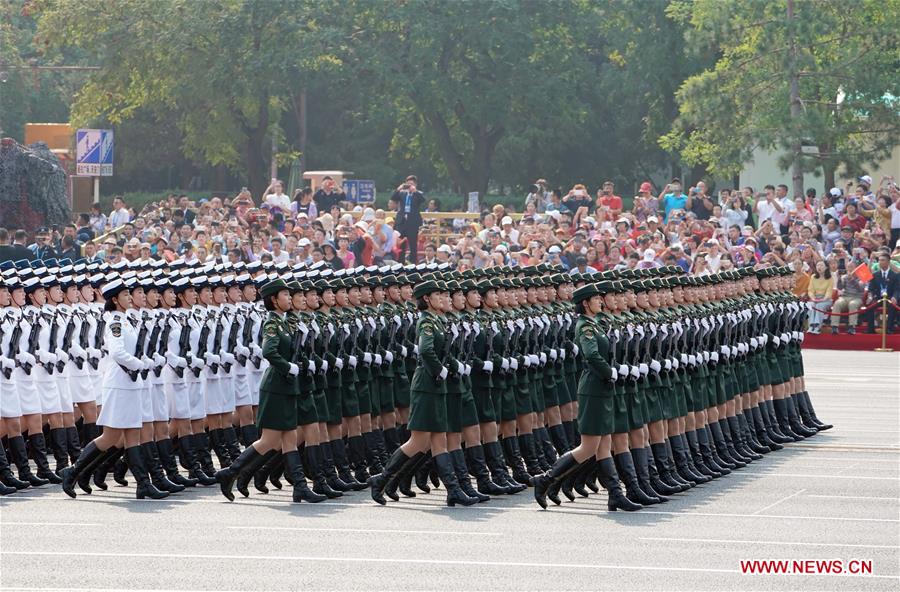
[93,177,100,203]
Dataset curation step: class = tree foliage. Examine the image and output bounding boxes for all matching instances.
[662,0,900,189]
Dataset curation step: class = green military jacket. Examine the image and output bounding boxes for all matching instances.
[260,311,299,396]
[410,310,448,395]
[575,315,614,397]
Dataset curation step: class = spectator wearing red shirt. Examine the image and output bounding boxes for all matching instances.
[840,202,867,234]
[596,181,623,218]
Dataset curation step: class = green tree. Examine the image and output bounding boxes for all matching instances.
[36,0,342,195]
[662,0,900,194]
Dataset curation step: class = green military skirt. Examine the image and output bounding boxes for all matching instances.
[746,355,760,392]
[324,384,343,425]
[556,374,572,406]
[515,376,533,415]
[394,367,411,408]
[378,374,395,413]
[257,390,298,431]
[576,393,615,436]
[474,387,498,423]
[296,392,318,426]
[340,367,360,418]
[461,389,479,428]
[530,377,545,414]
[312,390,328,424]
[408,389,448,433]
[500,385,518,422]
[625,381,646,430]
[644,377,665,423]
[542,370,559,407]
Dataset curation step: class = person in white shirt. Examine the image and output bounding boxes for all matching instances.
[268,238,290,264]
[108,197,131,229]
[262,180,291,211]
[500,216,519,246]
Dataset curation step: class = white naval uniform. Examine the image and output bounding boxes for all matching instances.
[201,306,227,415]
[0,311,22,418]
[148,308,169,422]
[12,307,42,415]
[163,310,191,420]
[247,303,266,406]
[30,307,67,415]
[65,303,96,404]
[126,309,154,423]
[232,302,253,408]
[185,310,207,420]
[97,311,146,429]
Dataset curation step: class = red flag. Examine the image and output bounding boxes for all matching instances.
[853,263,874,283]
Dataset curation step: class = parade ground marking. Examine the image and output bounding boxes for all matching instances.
[227,525,503,536]
[0,521,101,527]
[3,549,899,580]
[752,489,806,515]
[638,536,899,550]
[807,495,898,501]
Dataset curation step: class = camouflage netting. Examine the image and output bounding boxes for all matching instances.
[0,138,71,230]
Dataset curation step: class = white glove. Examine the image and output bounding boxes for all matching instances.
[374,354,382,366]
[221,352,235,364]
[711,352,719,363]
[610,367,618,381]
[629,365,640,379]
[688,354,697,366]
[559,348,566,360]
[523,356,532,368]
[798,333,804,343]
[510,358,519,370]
[664,359,672,371]
[251,344,263,357]
[206,353,221,365]
[781,332,789,344]
[671,358,679,370]
[539,352,547,365]
[55,350,69,362]
[307,360,316,374]
[38,351,57,364]
[730,346,738,357]
[464,364,472,376]
[702,351,710,363]
[650,360,661,373]
[288,363,300,376]
[439,366,448,380]
[639,363,649,376]
[87,347,102,359]
[69,344,87,359]
[773,335,781,346]
[141,356,153,370]
[400,346,408,357]
[530,354,540,366]
[235,345,250,357]
[720,345,730,357]
[482,361,494,373]
[190,356,204,369]
[153,353,166,366]
[750,337,759,348]
[384,351,394,363]
[334,357,344,370]
[363,352,373,364]
[348,355,358,368]
[1,357,15,370]
[413,345,419,355]
[572,344,579,356]
[321,360,329,373]
[680,353,688,365]
[549,349,558,361]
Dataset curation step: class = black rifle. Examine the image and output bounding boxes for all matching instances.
[174,315,190,379]
[26,313,41,375]
[224,311,240,372]
[7,321,26,377]
[62,312,83,370]
[253,310,264,369]
[194,315,211,378]
[145,314,163,379]
[209,310,223,374]
[46,312,61,374]
[93,313,106,370]
[0,323,7,379]
[121,316,146,382]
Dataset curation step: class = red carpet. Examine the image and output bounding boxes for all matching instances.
[803,330,900,351]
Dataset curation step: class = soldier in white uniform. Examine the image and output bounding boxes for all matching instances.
[0,273,30,494]
[62,278,168,500]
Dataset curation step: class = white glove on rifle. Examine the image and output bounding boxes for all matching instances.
[482,361,493,373]
[288,363,299,376]
[438,366,448,380]
[348,355,358,368]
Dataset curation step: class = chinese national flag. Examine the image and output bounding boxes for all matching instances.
[853,263,874,283]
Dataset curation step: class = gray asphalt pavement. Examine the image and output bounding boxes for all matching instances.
[1,349,898,591]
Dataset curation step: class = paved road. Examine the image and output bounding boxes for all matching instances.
[1,349,898,591]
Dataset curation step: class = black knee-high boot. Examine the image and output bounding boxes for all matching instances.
[92,447,123,490]
[739,412,772,454]
[651,442,691,490]
[433,452,478,507]
[125,446,169,500]
[157,438,199,487]
[320,441,351,492]
[785,396,817,437]
[284,449,326,503]
[248,450,279,494]
[181,434,218,486]
[800,391,831,430]
[727,416,762,460]
[368,448,414,505]
[61,441,106,498]
[718,418,752,463]
[597,457,642,511]
[221,426,244,462]
[239,424,259,447]
[751,406,784,450]
[484,441,524,493]
[686,429,720,478]
[451,448,489,502]
[306,444,341,499]
[533,452,580,509]
[142,442,185,493]
[617,451,660,505]
[548,424,571,455]
[697,426,731,475]
[535,426,558,465]
[518,433,543,476]
[196,431,217,476]
[630,447,665,503]
[465,445,508,495]
[0,442,29,490]
[670,435,709,483]
[501,436,533,486]
[215,445,262,501]
[65,426,83,464]
[330,439,365,491]
[209,428,232,467]
[362,431,385,475]
[8,435,48,487]
[30,433,62,484]
[48,428,70,475]
[348,435,370,483]
[382,427,401,454]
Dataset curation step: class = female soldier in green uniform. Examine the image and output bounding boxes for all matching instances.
[532,282,641,512]
[368,278,478,507]
[216,279,326,504]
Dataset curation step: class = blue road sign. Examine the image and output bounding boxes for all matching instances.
[76,129,114,176]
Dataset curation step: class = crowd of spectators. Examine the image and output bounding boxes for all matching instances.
[1,173,899,334]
